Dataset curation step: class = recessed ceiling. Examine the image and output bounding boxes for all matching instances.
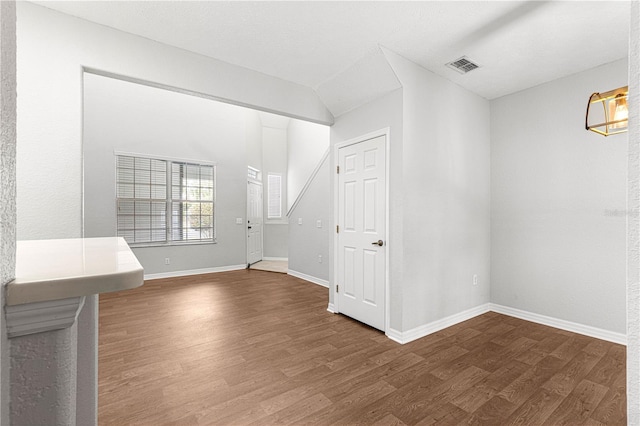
[31,1,630,100]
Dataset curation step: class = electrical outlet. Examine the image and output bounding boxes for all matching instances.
[318,255,323,263]
[473,274,478,286]
[298,218,303,225]
[165,258,170,265]
[316,220,322,228]
[236,218,243,225]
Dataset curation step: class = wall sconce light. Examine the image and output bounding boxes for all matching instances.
[586,86,629,136]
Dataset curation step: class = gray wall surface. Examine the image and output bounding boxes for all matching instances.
[16,2,331,243]
[288,157,330,281]
[10,326,78,425]
[262,125,289,258]
[491,59,628,334]
[264,224,289,258]
[0,2,16,424]
[83,73,251,274]
[245,110,263,173]
[383,50,491,332]
[263,126,288,222]
[287,119,329,212]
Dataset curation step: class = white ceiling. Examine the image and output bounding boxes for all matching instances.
[33,1,630,100]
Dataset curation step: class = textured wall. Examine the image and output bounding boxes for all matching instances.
[75,295,97,426]
[10,326,78,426]
[628,1,639,422]
[0,1,16,425]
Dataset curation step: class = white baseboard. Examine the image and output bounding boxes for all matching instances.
[387,304,491,345]
[384,302,627,346]
[143,267,627,346]
[263,257,288,261]
[385,328,404,344]
[288,269,329,288]
[489,303,627,345]
[144,264,246,280]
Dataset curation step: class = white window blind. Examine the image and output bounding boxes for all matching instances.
[267,173,282,219]
[116,154,215,246]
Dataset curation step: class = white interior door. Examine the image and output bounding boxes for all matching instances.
[337,135,386,331]
[247,181,263,265]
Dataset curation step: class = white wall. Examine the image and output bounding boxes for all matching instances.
[316,47,402,119]
[263,225,288,259]
[262,126,289,258]
[491,59,628,335]
[628,2,640,420]
[330,88,404,329]
[16,2,331,242]
[288,157,331,282]
[83,73,251,274]
[287,119,329,212]
[263,126,288,217]
[245,110,263,173]
[383,50,491,332]
[0,2,16,424]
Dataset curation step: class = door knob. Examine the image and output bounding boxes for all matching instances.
[371,240,384,246]
[248,226,252,229]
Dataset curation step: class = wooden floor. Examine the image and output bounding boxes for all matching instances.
[99,270,626,425]
[249,260,288,274]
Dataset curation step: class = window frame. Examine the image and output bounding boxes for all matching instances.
[115,152,216,247]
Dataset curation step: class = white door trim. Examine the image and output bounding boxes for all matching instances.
[333,127,390,333]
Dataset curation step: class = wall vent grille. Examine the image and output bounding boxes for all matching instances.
[446,56,480,74]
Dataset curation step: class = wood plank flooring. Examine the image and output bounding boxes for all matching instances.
[98,270,626,425]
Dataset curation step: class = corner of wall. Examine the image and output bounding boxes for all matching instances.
[0,1,17,424]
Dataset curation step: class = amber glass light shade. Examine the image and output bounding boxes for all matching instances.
[586,86,629,136]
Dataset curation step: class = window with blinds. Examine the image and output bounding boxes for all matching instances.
[116,154,215,246]
[267,173,282,219]
[171,162,214,242]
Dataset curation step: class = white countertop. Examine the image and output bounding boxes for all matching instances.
[7,237,144,306]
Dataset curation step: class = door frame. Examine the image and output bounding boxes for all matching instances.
[332,127,390,333]
[246,178,264,266]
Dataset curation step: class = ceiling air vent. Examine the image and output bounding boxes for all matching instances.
[445,56,480,74]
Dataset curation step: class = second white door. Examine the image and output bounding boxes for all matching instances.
[337,135,386,331]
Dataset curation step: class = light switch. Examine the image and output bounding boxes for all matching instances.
[316,220,322,228]
[236,218,243,225]
[298,218,303,225]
